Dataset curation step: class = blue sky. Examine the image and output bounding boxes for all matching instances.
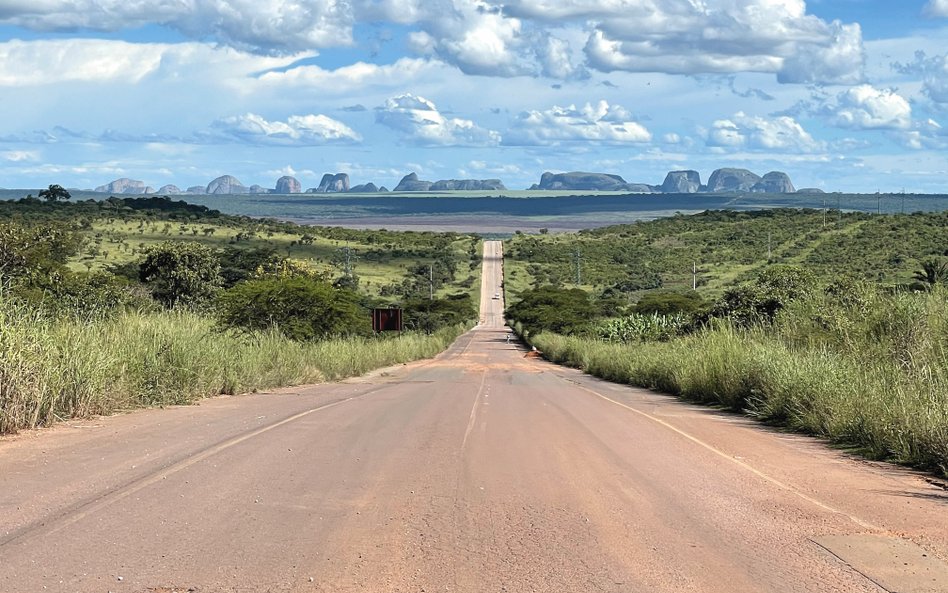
[0,1,946,193]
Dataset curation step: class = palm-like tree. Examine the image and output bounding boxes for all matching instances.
[913,258,948,287]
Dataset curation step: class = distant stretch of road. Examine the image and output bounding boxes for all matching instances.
[1,240,946,592]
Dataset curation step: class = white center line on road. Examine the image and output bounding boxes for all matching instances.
[555,374,884,533]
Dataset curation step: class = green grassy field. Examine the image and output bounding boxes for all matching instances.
[75,217,481,299]
[0,197,481,300]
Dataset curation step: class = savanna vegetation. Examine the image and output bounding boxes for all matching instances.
[505,208,948,297]
[0,193,480,433]
[506,210,948,477]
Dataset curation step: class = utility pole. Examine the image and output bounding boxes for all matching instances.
[340,245,354,278]
[767,231,772,261]
[573,249,582,285]
[429,264,434,300]
[837,195,842,224]
[693,261,697,291]
[822,198,826,228]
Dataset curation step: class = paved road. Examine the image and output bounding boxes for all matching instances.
[2,241,947,593]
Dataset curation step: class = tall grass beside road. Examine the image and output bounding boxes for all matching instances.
[528,288,948,476]
[0,299,466,434]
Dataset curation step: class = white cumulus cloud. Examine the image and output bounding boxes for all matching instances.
[0,0,867,84]
[579,0,864,84]
[707,112,821,152]
[0,0,353,55]
[924,0,948,18]
[537,36,586,79]
[504,100,652,146]
[256,58,443,92]
[828,85,912,130]
[777,22,864,84]
[896,119,947,150]
[204,113,361,145]
[0,38,308,87]
[376,94,500,146]
[403,1,533,76]
[0,39,165,85]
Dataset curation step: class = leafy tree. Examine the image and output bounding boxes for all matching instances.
[332,273,360,291]
[0,222,82,282]
[403,293,475,334]
[217,276,367,341]
[38,184,71,202]
[218,246,283,288]
[506,286,599,335]
[753,265,817,317]
[707,265,817,326]
[633,290,706,316]
[707,286,765,327]
[139,241,222,308]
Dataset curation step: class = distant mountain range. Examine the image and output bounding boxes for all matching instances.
[87,167,818,196]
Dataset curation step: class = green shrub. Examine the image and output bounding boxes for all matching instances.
[216,276,368,340]
[139,241,222,308]
[506,285,599,335]
[0,221,82,282]
[707,265,817,326]
[633,290,706,315]
[403,293,475,334]
[11,270,147,318]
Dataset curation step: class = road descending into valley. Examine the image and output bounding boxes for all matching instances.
[2,240,948,593]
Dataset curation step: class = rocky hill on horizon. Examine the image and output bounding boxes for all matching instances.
[88,166,807,197]
[393,173,506,192]
[529,168,800,194]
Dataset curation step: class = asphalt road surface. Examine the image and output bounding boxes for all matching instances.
[2,241,947,593]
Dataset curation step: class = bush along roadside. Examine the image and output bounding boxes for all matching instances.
[507,274,948,478]
[0,296,469,435]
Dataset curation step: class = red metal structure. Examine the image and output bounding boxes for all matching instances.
[372,308,403,332]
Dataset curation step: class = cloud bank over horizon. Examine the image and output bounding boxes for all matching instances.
[0,1,946,192]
